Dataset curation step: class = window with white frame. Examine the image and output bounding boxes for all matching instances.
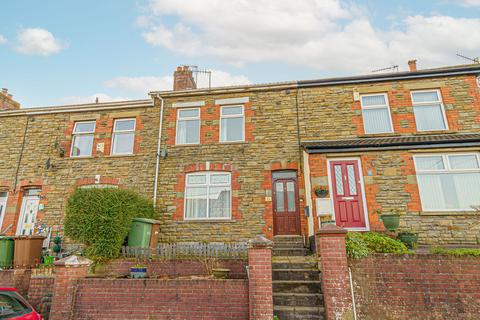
[71,121,96,157]
[111,119,136,155]
[414,154,480,211]
[176,108,200,144]
[360,93,393,134]
[184,172,231,219]
[411,90,447,131]
[220,105,244,142]
[0,192,7,229]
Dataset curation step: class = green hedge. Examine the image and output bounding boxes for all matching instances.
[346,232,410,259]
[64,187,158,263]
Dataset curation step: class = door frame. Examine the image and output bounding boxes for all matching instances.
[272,171,302,236]
[16,194,40,236]
[326,157,370,231]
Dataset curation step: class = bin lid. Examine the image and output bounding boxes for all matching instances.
[13,235,46,240]
[132,217,161,224]
[0,236,14,240]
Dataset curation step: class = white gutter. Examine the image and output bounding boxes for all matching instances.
[153,94,165,207]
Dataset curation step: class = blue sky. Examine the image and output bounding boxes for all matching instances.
[1,0,479,107]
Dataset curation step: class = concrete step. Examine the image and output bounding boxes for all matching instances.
[273,292,324,307]
[274,242,305,249]
[273,248,306,256]
[272,256,318,270]
[274,306,325,320]
[273,280,322,294]
[273,269,321,281]
[273,235,304,245]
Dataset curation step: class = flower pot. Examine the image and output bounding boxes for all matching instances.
[380,214,400,232]
[321,220,336,227]
[397,232,418,249]
[212,268,230,279]
[130,267,147,279]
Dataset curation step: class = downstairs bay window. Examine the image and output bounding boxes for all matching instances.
[184,172,231,219]
[414,154,480,211]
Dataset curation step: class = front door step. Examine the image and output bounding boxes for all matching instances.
[273,292,324,307]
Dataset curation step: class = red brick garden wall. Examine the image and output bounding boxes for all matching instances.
[72,278,249,320]
[105,258,247,279]
[27,276,54,319]
[350,254,480,320]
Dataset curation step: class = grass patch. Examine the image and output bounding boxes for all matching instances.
[430,246,480,257]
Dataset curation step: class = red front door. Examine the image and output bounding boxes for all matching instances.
[330,160,366,228]
[273,176,301,235]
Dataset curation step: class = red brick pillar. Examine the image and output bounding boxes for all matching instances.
[13,268,32,296]
[49,255,91,320]
[316,225,353,320]
[248,235,274,320]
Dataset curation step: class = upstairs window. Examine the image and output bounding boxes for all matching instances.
[184,172,231,220]
[414,153,480,211]
[176,108,200,145]
[411,90,447,131]
[111,119,136,155]
[220,105,244,142]
[0,192,7,229]
[71,121,95,157]
[360,93,393,134]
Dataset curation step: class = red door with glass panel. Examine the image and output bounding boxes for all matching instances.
[272,176,301,235]
[329,160,366,228]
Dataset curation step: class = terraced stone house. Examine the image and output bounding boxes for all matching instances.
[0,63,479,246]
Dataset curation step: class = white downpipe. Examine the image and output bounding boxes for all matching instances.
[302,150,314,237]
[153,94,165,207]
[349,267,357,320]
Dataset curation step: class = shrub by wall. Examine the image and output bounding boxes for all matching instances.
[64,188,157,263]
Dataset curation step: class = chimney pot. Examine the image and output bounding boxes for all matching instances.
[408,59,417,72]
[2,88,7,94]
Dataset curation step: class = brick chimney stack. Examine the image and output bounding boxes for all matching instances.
[173,66,197,91]
[0,88,21,111]
[408,59,417,72]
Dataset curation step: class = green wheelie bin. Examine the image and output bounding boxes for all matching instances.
[0,236,14,268]
[127,218,161,248]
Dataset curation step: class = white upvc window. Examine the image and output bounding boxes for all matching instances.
[0,192,8,230]
[411,90,448,131]
[220,105,245,142]
[414,153,480,211]
[71,121,96,157]
[111,119,136,155]
[176,108,200,145]
[184,172,231,220]
[360,93,393,134]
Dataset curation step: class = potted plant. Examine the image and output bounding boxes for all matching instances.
[397,232,418,249]
[314,185,329,198]
[376,209,401,232]
[130,264,147,279]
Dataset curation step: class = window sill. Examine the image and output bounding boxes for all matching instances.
[105,154,136,158]
[357,133,401,138]
[176,219,237,223]
[413,130,456,135]
[420,211,480,216]
[218,141,248,145]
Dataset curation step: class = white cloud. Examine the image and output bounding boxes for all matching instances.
[457,0,480,7]
[0,35,6,44]
[105,70,251,92]
[15,28,67,56]
[105,76,173,92]
[59,93,127,105]
[140,0,480,73]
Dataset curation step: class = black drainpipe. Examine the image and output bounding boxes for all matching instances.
[13,116,30,192]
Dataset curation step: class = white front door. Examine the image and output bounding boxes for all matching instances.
[0,192,7,231]
[17,193,40,236]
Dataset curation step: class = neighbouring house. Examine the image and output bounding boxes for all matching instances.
[0,88,20,111]
[0,63,480,246]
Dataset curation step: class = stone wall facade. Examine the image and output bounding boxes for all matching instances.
[0,68,479,245]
